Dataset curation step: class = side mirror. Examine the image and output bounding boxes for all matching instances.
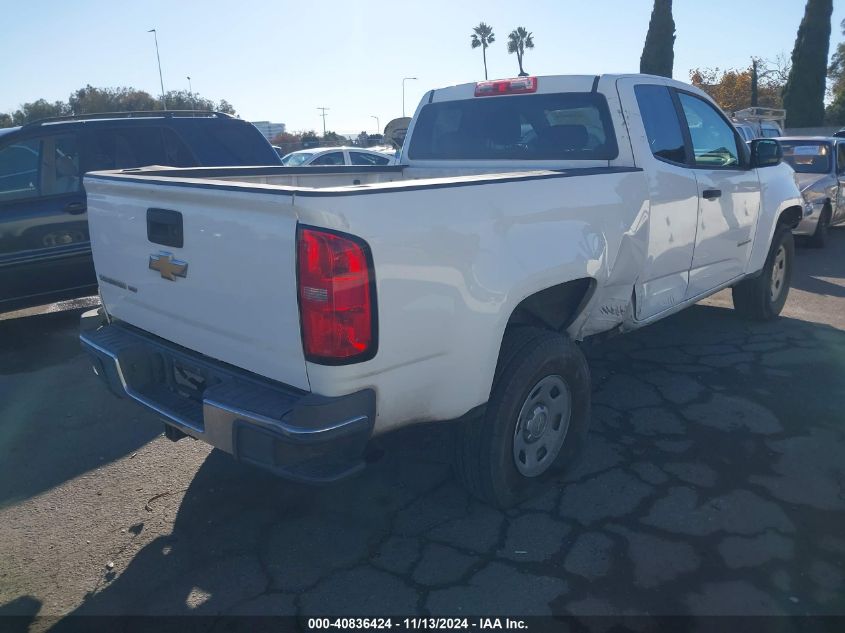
[750,138,782,168]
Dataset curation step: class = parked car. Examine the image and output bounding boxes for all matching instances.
[734,123,756,142]
[732,107,786,139]
[777,136,845,247]
[80,74,803,507]
[281,146,394,166]
[0,111,281,312]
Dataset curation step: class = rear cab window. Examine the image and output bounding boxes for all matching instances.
[408,92,618,161]
[634,84,687,164]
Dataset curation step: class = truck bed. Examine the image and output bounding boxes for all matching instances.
[84,162,647,429]
[93,163,628,194]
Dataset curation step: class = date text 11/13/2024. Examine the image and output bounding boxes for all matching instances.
[307,618,528,630]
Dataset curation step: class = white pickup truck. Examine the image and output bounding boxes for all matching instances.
[80,74,804,507]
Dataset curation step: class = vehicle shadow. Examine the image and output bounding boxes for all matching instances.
[0,306,160,508]
[0,308,88,375]
[0,595,42,633]
[53,422,454,621]
[791,227,845,297]
[48,302,845,620]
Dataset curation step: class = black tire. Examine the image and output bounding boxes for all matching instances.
[732,227,794,320]
[453,327,591,508]
[808,205,831,248]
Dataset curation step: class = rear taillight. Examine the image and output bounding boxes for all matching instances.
[297,226,376,363]
[474,76,538,97]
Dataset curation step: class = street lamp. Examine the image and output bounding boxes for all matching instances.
[147,29,166,108]
[402,77,417,118]
[370,115,380,135]
[186,76,194,109]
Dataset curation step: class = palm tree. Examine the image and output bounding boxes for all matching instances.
[470,22,496,80]
[507,27,534,77]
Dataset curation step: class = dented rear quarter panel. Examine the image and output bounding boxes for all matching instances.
[291,169,650,433]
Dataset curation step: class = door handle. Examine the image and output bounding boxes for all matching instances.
[702,189,722,200]
[64,201,87,214]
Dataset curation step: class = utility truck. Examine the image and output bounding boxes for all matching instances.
[80,74,804,506]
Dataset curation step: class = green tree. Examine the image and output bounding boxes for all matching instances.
[271,131,303,152]
[161,90,217,111]
[321,131,344,146]
[301,131,319,148]
[783,0,833,127]
[3,86,239,126]
[640,0,675,77]
[506,27,534,77]
[470,22,496,80]
[11,99,69,125]
[68,85,159,114]
[691,65,785,112]
[825,19,845,123]
[217,99,236,115]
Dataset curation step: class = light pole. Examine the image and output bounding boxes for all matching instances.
[370,115,380,135]
[402,77,417,118]
[147,29,166,108]
[186,76,193,109]
[317,107,329,137]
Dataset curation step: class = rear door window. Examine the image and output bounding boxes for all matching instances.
[408,92,618,160]
[634,84,687,164]
[44,134,81,194]
[83,126,168,171]
[162,128,198,167]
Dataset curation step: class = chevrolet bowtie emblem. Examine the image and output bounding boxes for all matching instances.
[149,252,188,281]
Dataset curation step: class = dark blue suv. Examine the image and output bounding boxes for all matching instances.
[0,111,281,312]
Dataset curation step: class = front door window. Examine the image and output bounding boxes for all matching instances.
[677,93,740,168]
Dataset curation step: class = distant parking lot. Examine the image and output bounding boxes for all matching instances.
[1,232,844,623]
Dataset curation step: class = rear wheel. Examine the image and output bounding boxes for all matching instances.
[808,205,831,248]
[732,227,794,320]
[453,327,591,508]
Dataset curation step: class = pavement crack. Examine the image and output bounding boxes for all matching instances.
[144,488,188,512]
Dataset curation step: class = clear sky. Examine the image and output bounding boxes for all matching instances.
[3,1,845,135]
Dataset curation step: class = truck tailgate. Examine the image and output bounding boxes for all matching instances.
[84,176,309,391]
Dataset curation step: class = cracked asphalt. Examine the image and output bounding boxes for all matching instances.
[1,231,845,624]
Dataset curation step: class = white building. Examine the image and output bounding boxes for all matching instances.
[251,121,286,141]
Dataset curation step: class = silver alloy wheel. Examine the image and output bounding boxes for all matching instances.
[512,374,572,477]
[770,244,787,302]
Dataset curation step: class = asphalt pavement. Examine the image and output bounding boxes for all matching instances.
[1,231,844,625]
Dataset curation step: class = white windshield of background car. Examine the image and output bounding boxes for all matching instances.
[282,152,313,166]
[780,142,831,174]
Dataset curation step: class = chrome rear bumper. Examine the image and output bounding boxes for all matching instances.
[80,313,375,482]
